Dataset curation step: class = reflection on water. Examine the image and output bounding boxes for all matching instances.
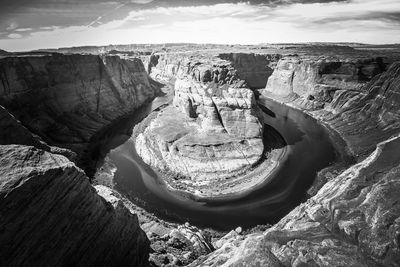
[100,97,339,230]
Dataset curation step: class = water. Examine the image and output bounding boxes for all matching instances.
[97,97,340,230]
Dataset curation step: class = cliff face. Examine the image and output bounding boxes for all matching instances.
[261,56,400,159]
[146,52,280,89]
[263,56,387,110]
[0,145,149,266]
[218,53,281,89]
[0,53,159,266]
[0,54,158,156]
[322,62,400,157]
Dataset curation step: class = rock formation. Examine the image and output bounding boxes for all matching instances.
[263,55,388,110]
[135,53,271,197]
[0,145,149,266]
[218,53,281,89]
[0,54,159,160]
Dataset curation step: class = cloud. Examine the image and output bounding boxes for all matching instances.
[131,0,154,3]
[7,33,22,39]
[6,22,18,30]
[15,28,32,32]
[0,0,399,51]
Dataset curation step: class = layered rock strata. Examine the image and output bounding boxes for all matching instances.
[218,53,281,88]
[0,54,158,160]
[145,52,280,89]
[263,55,388,110]
[0,145,149,266]
[263,58,400,158]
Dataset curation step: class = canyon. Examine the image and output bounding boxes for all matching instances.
[0,43,400,266]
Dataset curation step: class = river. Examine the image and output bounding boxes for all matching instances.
[96,95,341,230]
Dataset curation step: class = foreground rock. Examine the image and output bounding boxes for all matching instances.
[0,145,149,266]
[95,186,215,267]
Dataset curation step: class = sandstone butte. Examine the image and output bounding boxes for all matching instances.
[134,53,288,198]
[0,44,399,266]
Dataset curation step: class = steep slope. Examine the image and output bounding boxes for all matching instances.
[322,62,400,157]
[0,54,158,158]
[263,55,388,110]
[0,145,149,266]
[218,53,281,89]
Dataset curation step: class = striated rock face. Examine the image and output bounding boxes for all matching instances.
[0,145,149,266]
[0,54,158,156]
[322,62,400,157]
[146,53,243,86]
[264,56,388,110]
[219,53,281,89]
[145,52,281,89]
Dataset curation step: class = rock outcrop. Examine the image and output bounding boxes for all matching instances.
[0,54,159,159]
[218,53,281,89]
[135,54,269,197]
[197,134,400,266]
[0,145,150,266]
[95,185,214,267]
[322,62,400,158]
[263,57,400,159]
[263,56,388,110]
[145,52,281,89]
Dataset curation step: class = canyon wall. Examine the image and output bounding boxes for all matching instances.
[146,52,279,89]
[0,54,159,157]
[0,54,159,266]
[0,145,149,266]
[263,55,388,109]
[262,56,399,158]
[218,53,281,89]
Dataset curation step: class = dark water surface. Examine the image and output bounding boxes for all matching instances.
[98,97,340,230]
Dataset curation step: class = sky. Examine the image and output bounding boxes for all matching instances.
[0,0,399,51]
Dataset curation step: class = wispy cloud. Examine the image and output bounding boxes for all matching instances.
[0,0,399,51]
[7,33,22,39]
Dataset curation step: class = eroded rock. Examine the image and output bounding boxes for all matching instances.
[0,145,149,266]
